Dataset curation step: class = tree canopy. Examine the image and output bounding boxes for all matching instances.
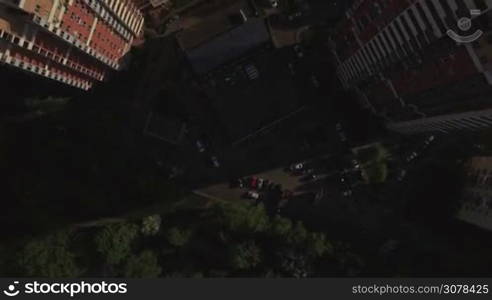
[16,231,80,277]
[124,250,162,278]
[95,223,138,265]
[6,200,351,277]
[165,227,193,248]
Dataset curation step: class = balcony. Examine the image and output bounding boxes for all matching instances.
[31,14,120,70]
[83,0,133,41]
[0,55,91,90]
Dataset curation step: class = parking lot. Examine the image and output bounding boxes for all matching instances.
[193,150,358,213]
[195,167,301,201]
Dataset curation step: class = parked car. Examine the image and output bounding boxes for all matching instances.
[287,11,303,21]
[257,178,265,189]
[230,178,244,188]
[168,166,183,179]
[250,176,258,189]
[305,173,318,182]
[424,135,435,146]
[210,156,220,168]
[290,162,304,172]
[405,151,418,162]
[246,190,261,200]
[293,44,304,58]
[278,198,289,208]
[196,139,206,153]
[244,64,259,80]
[224,75,238,86]
[196,134,212,152]
[340,174,354,197]
[397,169,407,182]
[342,189,353,197]
[313,189,324,205]
[340,175,347,183]
[310,74,320,89]
[351,159,360,170]
[303,168,314,174]
[335,123,348,142]
[288,62,296,75]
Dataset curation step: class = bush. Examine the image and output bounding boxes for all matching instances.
[165,227,192,248]
[95,223,138,265]
[124,250,162,278]
[141,215,162,236]
[16,231,81,277]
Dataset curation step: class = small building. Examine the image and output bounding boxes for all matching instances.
[181,18,270,75]
[176,0,269,75]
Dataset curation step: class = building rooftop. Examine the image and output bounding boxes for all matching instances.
[176,0,258,50]
[185,18,270,75]
[201,46,307,143]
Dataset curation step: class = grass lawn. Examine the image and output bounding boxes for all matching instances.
[353,143,390,184]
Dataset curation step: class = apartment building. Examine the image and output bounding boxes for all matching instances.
[458,156,492,231]
[330,0,492,134]
[0,0,145,90]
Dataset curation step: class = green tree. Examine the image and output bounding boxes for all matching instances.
[269,215,293,237]
[211,202,269,233]
[124,250,162,278]
[24,96,70,115]
[165,227,192,248]
[287,221,308,245]
[141,215,161,236]
[305,232,333,257]
[229,240,262,270]
[354,143,390,184]
[95,223,138,265]
[276,248,309,278]
[16,231,81,277]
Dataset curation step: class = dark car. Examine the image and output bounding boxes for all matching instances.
[289,162,305,172]
[230,178,244,188]
[196,139,207,153]
[340,175,354,197]
[293,44,304,58]
[210,156,220,168]
[196,134,211,152]
[336,123,348,143]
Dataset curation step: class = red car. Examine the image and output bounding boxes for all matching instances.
[250,177,258,189]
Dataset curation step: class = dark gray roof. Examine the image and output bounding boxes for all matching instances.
[186,18,270,74]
